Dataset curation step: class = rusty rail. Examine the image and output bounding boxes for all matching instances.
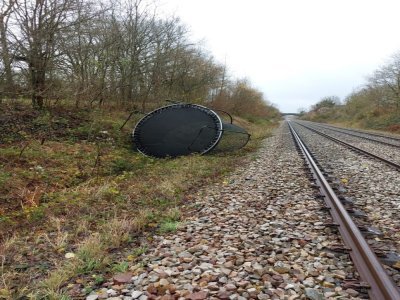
[294,122,400,171]
[302,121,400,149]
[311,122,400,142]
[288,121,400,300]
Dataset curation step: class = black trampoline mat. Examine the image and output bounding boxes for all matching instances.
[133,104,223,158]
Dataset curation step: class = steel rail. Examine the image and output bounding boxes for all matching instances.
[294,122,400,170]
[288,121,400,300]
[311,122,400,142]
[302,122,400,148]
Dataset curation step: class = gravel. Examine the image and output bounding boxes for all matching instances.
[298,121,400,165]
[313,122,400,147]
[83,122,365,300]
[292,121,400,287]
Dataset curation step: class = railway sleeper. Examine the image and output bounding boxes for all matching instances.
[379,252,400,268]
[323,221,339,228]
[327,244,352,254]
[338,195,355,205]
[342,279,371,293]
[358,225,383,237]
[347,208,368,219]
[320,206,332,212]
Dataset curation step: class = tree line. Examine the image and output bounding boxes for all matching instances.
[0,0,278,119]
[304,51,400,130]
[347,52,400,115]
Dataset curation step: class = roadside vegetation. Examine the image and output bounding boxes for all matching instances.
[0,0,280,298]
[302,51,400,133]
[0,102,279,299]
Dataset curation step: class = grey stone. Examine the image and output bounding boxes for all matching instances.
[305,288,324,300]
[131,291,143,299]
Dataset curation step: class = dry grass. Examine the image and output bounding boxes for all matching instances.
[36,210,151,298]
[0,103,279,297]
[38,218,69,251]
[100,212,148,249]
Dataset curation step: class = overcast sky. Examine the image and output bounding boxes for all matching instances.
[160,0,400,112]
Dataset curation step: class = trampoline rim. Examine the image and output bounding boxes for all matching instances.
[132,103,224,158]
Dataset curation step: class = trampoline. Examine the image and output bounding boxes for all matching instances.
[132,104,250,158]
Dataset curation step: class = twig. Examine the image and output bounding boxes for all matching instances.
[19,141,30,158]
[91,143,102,176]
[166,99,184,104]
[119,110,142,131]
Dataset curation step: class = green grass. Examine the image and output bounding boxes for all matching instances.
[132,246,148,257]
[159,220,180,233]
[0,101,280,298]
[111,261,130,273]
[109,157,135,174]
[0,170,11,188]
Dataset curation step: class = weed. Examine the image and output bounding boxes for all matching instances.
[92,274,105,285]
[76,234,106,274]
[132,210,151,232]
[82,286,94,295]
[24,206,46,221]
[0,256,13,298]
[95,183,120,201]
[76,219,90,236]
[0,171,10,188]
[0,215,13,226]
[127,245,148,261]
[100,217,134,249]
[19,186,43,209]
[145,211,157,223]
[112,261,129,273]
[40,265,75,299]
[110,157,134,174]
[39,235,104,297]
[159,221,180,233]
[133,245,148,256]
[164,207,181,222]
[151,198,171,208]
[39,217,69,251]
[1,234,18,254]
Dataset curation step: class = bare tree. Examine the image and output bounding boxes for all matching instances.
[60,0,116,107]
[1,0,269,116]
[369,52,400,111]
[12,0,79,108]
[0,0,16,99]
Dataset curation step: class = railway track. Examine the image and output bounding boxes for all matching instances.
[301,121,400,149]
[288,121,400,300]
[312,123,400,143]
[293,121,400,170]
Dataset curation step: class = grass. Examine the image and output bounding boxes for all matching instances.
[159,220,180,233]
[0,101,279,298]
[303,106,400,134]
[112,261,130,273]
[39,217,69,251]
[158,207,182,233]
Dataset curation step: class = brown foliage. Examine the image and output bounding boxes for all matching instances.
[211,80,279,120]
